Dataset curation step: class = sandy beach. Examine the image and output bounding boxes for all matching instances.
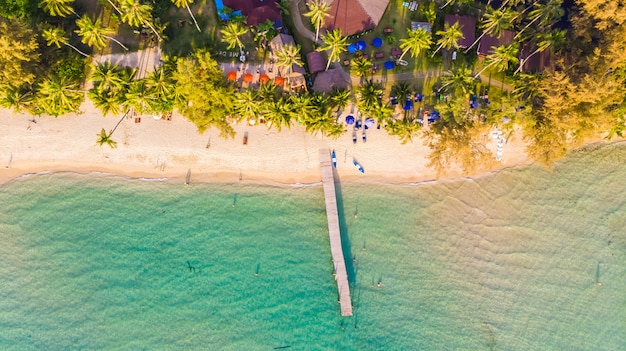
[0,98,536,186]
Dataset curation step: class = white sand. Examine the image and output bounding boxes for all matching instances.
[0,99,534,185]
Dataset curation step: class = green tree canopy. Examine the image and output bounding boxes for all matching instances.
[0,22,40,87]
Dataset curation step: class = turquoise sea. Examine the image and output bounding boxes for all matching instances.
[1,143,625,350]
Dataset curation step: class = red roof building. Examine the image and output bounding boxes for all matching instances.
[323,0,390,36]
[222,0,283,27]
[477,30,515,56]
[444,15,476,49]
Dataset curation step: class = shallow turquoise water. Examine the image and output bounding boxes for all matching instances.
[1,143,625,350]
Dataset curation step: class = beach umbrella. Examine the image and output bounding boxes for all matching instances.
[356,40,366,51]
[227,71,237,81]
[372,37,383,48]
[404,100,413,111]
[384,60,395,70]
[243,73,253,83]
[345,115,355,125]
[274,76,285,86]
[259,74,269,83]
[364,117,376,128]
[347,43,357,54]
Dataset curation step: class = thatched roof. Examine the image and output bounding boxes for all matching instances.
[307,51,325,74]
[444,15,476,49]
[312,68,350,93]
[323,0,390,36]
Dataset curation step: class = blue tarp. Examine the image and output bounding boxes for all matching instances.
[372,37,383,47]
[356,41,367,51]
[384,60,395,69]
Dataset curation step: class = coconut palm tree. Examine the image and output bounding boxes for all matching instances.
[431,22,464,57]
[39,0,77,17]
[234,89,262,124]
[220,21,249,52]
[440,67,475,95]
[474,43,519,79]
[515,0,564,39]
[516,29,565,74]
[145,67,174,102]
[329,88,351,111]
[274,44,304,87]
[119,0,162,42]
[318,29,348,71]
[351,57,372,83]
[91,62,123,92]
[261,97,292,131]
[124,79,153,114]
[42,27,89,57]
[398,28,432,62]
[304,0,331,43]
[37,75,84,117]
[0,84,36,114]
[171,0,201,32]
[76,15,129,50]
[357,80,383,116]
[465,7,515,53]
[96,128,118,148]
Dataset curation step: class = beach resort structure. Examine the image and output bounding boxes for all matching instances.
[269,34,307,90]
[444,15,477,49]
[319,149,353,317]
[477,30,515,56]
[323,0,390,36]
[219,0,283,28]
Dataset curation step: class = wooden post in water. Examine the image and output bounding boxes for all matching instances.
[319,149,353,316]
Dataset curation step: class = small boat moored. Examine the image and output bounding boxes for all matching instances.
[353,159,364,173]
[331,150,337,168]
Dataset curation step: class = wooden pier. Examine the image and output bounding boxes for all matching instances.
[319,149,353,317]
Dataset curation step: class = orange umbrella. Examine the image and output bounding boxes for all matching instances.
[274,76,285,86]
[227,71,237,80]
[243,73,253,83]
[259,74,269,84]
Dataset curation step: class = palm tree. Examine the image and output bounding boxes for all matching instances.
[90,62,123,92]
[431,22,464,57]
[119,0,162,42]
[0,84,36,114]
[439,67,475,95]
[357,80,383,117]
[234,89,262,124]
[39,0,77,17]
[96,128,118,148]
[515,0,564,39]
[274,44,304,87]
[42,27,89,57]
[318,29,348,71]
[304,0,331,43]
[516,29,565,74]
[75,15,129,50]
[398,28,432,62]
[220,21,249,52]
[465,7,515,53]
[350,57,372,83]
[473,43,519,79]
[145,67,174,102]
[172,0,201,32]
[329,88,351,111]
[261,97,292,131]
[37,75,84,117]
[124,79,153,114]
[89,88,125,116]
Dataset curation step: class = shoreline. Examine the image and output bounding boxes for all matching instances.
[1,102,616,188]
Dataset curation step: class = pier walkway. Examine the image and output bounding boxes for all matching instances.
[319,149,352,317]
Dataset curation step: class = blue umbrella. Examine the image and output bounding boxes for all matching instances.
[356,40,366,51]
[347,43,357,54]
[365,117,376,128]
[404,100,413,111]
[372,37,383,48]
[384,60,395,70]
[345,115,355,125]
